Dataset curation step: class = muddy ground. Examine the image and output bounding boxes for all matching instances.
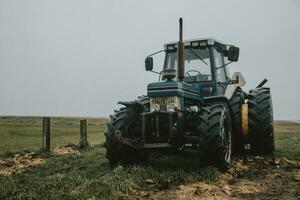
[0,146,79,175]
[139,156,300,200]
[1,148,299,199]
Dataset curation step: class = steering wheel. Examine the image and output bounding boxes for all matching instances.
[186,70,202,77]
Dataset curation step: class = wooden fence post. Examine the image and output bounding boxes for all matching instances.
[42,117,51,152]
[79,119,88,148]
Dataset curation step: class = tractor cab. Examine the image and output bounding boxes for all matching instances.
[145,38,240,112]
[145,38,240,98]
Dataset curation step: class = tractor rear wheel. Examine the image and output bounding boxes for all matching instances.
[104,107,146,166]
[248,87,275,154]
[198,104,232,171]
[230,87,246,154]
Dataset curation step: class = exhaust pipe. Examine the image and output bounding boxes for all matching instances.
[256,78,268,88]
[177,18,185,81]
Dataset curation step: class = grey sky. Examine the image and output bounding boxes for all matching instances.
[0,0,299,120]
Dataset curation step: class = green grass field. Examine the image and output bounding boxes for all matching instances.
[0,117,299,199]
[274,122,300,160]
[0,116,106,154]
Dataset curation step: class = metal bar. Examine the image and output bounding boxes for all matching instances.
[155,112,160,138]
[141,113,146,143]
[208,46,218,95]
[142,111,170,115]
[147,49,165,57]
[143,143,172,148]
[113,131,172,149]
[177,18,185,81]
[241,104,249,141]
[256,78,268,88]
[119,137,143,149]
[179,18,183,42]
[168,112,173,142]
[114,132,174,149]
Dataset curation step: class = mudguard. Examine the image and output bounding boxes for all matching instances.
[224,72,246,99]
[203,96,233,115]
[118,95,149,109]
[204,96,230,106]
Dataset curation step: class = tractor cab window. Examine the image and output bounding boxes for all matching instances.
[214,48,228,94]
[215,50,226,82]
[163,47,212,82]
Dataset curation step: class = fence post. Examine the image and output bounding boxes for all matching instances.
[42,117,51,152]
[79,119,88,148]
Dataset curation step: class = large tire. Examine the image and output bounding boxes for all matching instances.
[198,104,232,171]
[248,87,275,154]
[104,106,146,166]
[230,87,246,154]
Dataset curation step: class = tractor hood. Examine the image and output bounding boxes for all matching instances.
[147,81,200,101]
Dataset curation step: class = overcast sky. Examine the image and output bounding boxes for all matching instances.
[0,0,299,120]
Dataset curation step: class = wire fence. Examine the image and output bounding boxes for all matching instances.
[0,116,106,155]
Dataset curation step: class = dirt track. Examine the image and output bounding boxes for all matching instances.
[140,156,300,200]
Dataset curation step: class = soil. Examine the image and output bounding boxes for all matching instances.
[1,149,299,199]
[0,153,44,176]
[139,156,300,200]
[0,146,80,175]
[52,146,80,155]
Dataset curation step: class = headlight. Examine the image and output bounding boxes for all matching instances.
[166,103,177,112]
[150,96,180,112]
[150,103,160,112]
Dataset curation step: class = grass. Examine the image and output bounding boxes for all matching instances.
[295,187,300,200]
[0,117,299,199]
[274,122,300,160]
[0,147,219,200]
[0,116,106,155]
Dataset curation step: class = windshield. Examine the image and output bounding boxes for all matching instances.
[163,47,212,81]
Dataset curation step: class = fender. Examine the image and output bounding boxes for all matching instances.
[203,96,231,107]
[203,96,233,117]
[118,95,149,109]
[224,72,246,99]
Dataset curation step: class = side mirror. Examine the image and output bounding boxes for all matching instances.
[227,46,239,62]
[145,57,153,71]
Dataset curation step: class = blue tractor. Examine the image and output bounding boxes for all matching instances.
[104,19,274,171]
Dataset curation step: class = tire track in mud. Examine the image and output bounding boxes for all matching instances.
[137,156,300,200]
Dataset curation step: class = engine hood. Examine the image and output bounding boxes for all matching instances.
[147,80,200,101]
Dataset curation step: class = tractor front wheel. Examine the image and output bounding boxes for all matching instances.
[198,104,232,171]
[104,107,146,166]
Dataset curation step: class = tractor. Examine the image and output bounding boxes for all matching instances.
[104,18,274,171]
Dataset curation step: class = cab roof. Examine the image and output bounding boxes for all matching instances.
[163,38,227,50]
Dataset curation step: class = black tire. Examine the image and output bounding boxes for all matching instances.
[104,107,146,166]
[198,104,232,171]
[248,87,275,154]
[230,87,246,154]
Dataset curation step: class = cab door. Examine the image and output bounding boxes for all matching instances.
[214,48,229,95]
